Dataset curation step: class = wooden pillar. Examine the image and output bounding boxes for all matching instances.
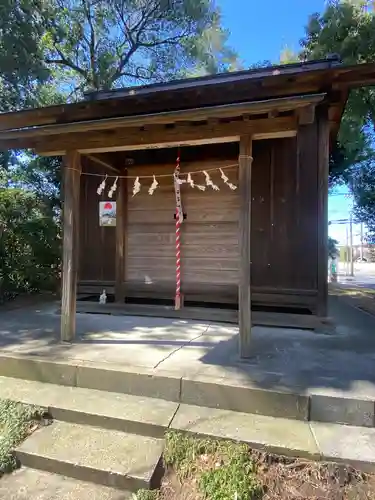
[317,108,330,317]
[115,175,127,302]
[238,135,253,358]
[61,151,81,342]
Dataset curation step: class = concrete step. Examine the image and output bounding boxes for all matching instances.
[0,376,178,438]
[0,468,132,499]
[171,403,375,473]
[15,421,164,491]
[1,371,374,476]
[0,352,373,428]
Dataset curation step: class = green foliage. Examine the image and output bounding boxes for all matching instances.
[164,431,263,500]
[279,47,299,64]
[353,158,375,233]
[0,184,60,303]
[199,447,262,500]
[133,490,159,500]
[0,1,238,305]
[300,1,375,168]
[299,1,375,234]
[328,236,340,258]
[32,0,238,93]
[0,399,46,474]
[0,0,50,110]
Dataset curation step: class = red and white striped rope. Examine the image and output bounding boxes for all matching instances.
[174,150,183,310]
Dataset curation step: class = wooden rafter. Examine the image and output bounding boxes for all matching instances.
[86,154,120,173]
[27,116,298,156]
[0,94,325,142]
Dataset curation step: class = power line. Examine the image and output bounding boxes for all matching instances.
[329,192,352,197]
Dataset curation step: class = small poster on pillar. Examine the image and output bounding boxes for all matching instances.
[99,201,116,227]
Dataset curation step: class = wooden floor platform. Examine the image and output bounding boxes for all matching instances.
[74,300,332,331]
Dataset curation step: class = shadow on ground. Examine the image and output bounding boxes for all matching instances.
[1,294,375,396]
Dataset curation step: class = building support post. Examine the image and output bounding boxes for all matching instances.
[115,174,127,302]
[238,135,253,358]
[317,108,329,318]
[61,151,81,342]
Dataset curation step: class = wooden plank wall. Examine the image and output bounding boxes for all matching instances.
[251,137,318,306]
[126,159,239,302]
[180,161,239,302]
[79,157,116,283]
[78,139,319,311]
[126,164,175,294]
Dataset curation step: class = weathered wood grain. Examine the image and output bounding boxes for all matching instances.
[115,175,127,302]
[79,162,116,282]
[0,95,322,140]
[30,117,296,155]
[317,108,329,317]
[238,135,253,358]
[61,151,81,342]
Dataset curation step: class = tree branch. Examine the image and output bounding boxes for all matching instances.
[44,19,89,81]
[115,66,153,81]
[81,0,98,88]
[45,54,88,80]
[110,0,162,83]
[138,33,189,48]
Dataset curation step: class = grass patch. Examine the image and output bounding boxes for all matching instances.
[0,399,47,476]
[163,431,262,500]
[133,490,159,500]
[329,284,375,298]
[135,432,375,499]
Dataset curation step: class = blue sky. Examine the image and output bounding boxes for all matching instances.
[217,0,359,244]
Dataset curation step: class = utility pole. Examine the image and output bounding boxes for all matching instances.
[346,223,349,276]
[349,214,354,277]
[360,222,364,260]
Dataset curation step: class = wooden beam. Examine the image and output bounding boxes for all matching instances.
[115,174,127,303]
[267,110,279,119]
[0,94,325,140]
[297,105,316,125]
[61,151,81,342]
[31,117,297,156]
[317,108,330,317]
[238,135,253,358]
[86,153,120,173]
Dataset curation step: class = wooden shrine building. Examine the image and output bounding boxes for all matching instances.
[0,56,374,358]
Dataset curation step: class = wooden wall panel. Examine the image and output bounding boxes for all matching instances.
[270,138,297,288]
[79,158,116,282]
[126,159,239,301]
[180,161,239,297]
[296,123,319,291]
[126,164,176,291]
[251,142,272,287]
[251,137,318,294]
[79,137,319,310]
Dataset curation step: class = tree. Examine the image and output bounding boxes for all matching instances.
[300,1,375,169]
[0,0,238,302]
[37,0,238,94]
[300,0,375,233]
[0,178,60,303]
[0,0,50,109]
[279,47,299,64]
[328,236,340,258]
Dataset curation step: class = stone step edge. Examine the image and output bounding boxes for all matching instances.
[15,449,161,492]
[48,404,169,438]
[0,467,134,499]
[5,380,375,476]
[170,405,375,474]
[0,375,179,439]
[16,406,375,480]
[15,421,165,492]
[0,352,373,427]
